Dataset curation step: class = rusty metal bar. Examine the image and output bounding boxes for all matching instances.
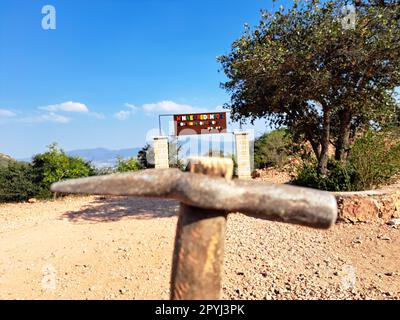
[170,204,227,300]
[51,169,337,229]
[170,157,232,300]
[50,157,338,300]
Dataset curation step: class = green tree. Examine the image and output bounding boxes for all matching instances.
[348,130,400,190]
[115,157,142,172]
[219,0,400,175]
[0,153,13,168]
[32,143,94,197]
[137,143,155,169]
[254,129,294,169]
[0,161,40,203]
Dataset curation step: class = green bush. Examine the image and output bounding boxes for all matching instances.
[115,157,142,173]
[0,153,13,168]
[348,130,400,190]
[32,143,94,198]
[0,161,40,203]
[293,160,354,191]
[293,130,400,191]
[254,129,294,169]
[137,144,155,169]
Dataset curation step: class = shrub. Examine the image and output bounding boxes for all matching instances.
[293,160,354,191]
[293,130,400,191]
[254,129,294,169]
[115,157,142,173]
[348,130,400,190]
[0,153,13,168]
[32,143,94,198]
[0,161,40,203]
[137,144,155,169]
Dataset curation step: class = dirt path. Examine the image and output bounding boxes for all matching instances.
[0,196,399,300]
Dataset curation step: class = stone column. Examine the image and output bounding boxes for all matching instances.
[153,136,169,169]
[234,132,251,179]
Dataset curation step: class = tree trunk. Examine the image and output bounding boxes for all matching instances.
[304,127,321,161]
[335,109,351,161]
[318,108,331,176]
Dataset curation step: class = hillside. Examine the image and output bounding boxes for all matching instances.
[67,147,141,167]
[0,153,13,167]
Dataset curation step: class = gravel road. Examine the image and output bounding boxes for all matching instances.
[0,196,399,300]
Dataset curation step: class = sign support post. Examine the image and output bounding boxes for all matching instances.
[234,131,251,179]
[153,136,169,169]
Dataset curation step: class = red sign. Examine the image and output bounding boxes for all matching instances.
[174,112,227,136]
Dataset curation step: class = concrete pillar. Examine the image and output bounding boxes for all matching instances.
[153,136,169,169]
[234,132,251,179]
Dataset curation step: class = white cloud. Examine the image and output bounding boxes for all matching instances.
[113,103,139,121]
[40,101,89,113]
[40,113,70,123]
[0,109,17,118]
[89,112,106,120]
[115,100,221,120]
[125,103,138,111]
[142,100,206,114]
[19,112,70,124]
[1,101,106,125]
[114,110,131,121]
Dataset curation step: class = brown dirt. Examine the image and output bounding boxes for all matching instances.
[0,196,399,300]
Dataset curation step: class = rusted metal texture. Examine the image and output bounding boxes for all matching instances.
[51,169,337,229]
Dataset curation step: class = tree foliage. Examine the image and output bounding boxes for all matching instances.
[116,157,142,172]
[219,0,400,175]
[137,143,155,169]
[0,161,40,203]
[294,129,400,191]
[32,143,94,197]
[254,129,295,169]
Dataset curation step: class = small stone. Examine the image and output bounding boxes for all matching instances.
[384,272,394,276]
[379,235,391,241]
[28,198,37,204]
[387,219,400,226]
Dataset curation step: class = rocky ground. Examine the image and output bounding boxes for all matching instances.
[0,195,399,300]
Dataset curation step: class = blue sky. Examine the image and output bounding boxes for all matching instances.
[0,0,289,159]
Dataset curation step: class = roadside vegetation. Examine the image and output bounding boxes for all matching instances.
[254,128,400,191]
[220,0,400,190]
[0,139,182,203]
[1,0,399,201]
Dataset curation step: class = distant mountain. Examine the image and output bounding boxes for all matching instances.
[67,147,141,167]
[0,153,14,167]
